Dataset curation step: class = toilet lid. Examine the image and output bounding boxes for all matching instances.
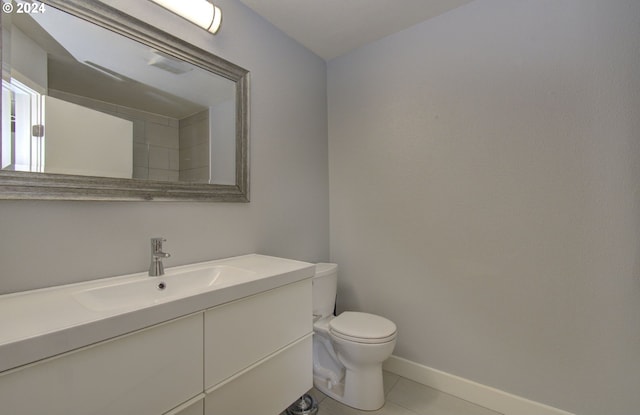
[329,312,396,344]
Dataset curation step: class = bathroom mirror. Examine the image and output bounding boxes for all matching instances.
[0,0,249,201]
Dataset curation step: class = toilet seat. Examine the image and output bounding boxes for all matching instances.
[329,312,397,344]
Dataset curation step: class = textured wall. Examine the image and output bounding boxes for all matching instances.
[328,1,640,414]
[0,0,329,293]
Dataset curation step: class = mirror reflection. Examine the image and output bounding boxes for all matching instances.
[2,3,237,185]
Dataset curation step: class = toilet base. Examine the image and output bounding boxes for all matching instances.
[313,364,385,411]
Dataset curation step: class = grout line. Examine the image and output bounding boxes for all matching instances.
[384,371,401,397]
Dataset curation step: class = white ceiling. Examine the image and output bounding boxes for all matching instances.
[237,0,475,61]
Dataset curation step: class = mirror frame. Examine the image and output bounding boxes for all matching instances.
[0,0,249,201]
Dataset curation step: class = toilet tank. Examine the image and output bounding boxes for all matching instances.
[313,263,338,318]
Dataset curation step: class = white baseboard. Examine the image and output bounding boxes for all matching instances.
[383,355,574,415]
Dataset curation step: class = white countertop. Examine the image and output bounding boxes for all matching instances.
[0,254,314,373]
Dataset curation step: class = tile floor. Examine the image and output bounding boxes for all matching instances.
[287,372,503,415]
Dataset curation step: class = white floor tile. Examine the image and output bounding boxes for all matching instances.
[383,370,401,396]
[308,371,502,415]
[321,397,418,415]
[386,378,503,415]
[309,387,328,405]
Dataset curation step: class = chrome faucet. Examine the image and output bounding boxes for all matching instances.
[149,237,170,276]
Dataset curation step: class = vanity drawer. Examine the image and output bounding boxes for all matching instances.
[164,394,205,415]
[204,335,312,415]
[204,279,312,389]
[0,313,203,415]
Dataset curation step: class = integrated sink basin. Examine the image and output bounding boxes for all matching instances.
[73,265,258,311]
[0,254,315,373]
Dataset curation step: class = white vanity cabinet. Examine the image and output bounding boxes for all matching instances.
[204,279,312,387]
[204,336,312,414]
[0,255,314,415]
[0,313,203,415]
[164,395,205,415]
[203,279,313,414]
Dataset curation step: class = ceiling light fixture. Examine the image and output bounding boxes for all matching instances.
[149,0,222,34]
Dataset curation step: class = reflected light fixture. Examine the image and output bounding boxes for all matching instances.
[149,0,222,34]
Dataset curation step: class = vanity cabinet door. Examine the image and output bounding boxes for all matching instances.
[204,335,312,415]
[0,313,203,415]
[174,400,204,415]
[204,279,312,389]
[164,395,205,415]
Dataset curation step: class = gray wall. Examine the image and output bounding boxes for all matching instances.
[328,1,640,414]
[0,0,329,293]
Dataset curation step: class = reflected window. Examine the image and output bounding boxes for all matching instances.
[2,78,45,173]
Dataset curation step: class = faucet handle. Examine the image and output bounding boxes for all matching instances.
[149,237,169,276]
[151,237,167,252]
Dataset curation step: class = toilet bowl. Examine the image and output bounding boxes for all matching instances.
[312,263,397,411]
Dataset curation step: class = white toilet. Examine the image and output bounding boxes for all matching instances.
[312,263,397,411]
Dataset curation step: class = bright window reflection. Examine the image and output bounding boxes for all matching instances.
[1,78,45,173]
